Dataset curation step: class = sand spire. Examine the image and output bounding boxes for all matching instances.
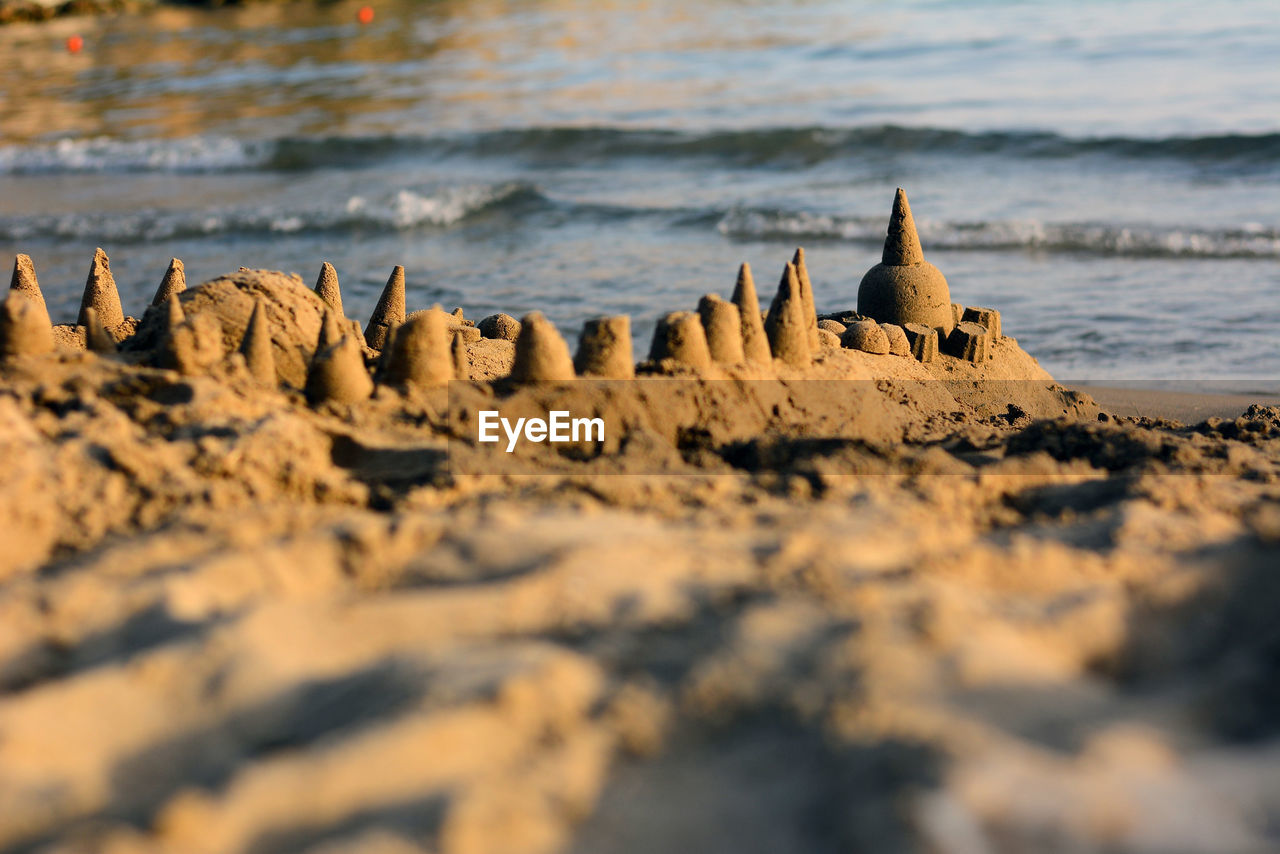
[314,262,344,317]
[764,262,811,367]
[510,312,576,383]
[306,331,373,405]
[151,258,186,306]
[364,265,406,350]
[83,307,117,353]
[791,248,820,349]
[78,248,125,331]
[697,294,745,364]
[730,263,772,365]
[649,311,713,371]
[574,315,634,379]
[857,188,954,336]
[317,308,346,353]
[239,300,277,385]
[0,293,54,358]
[163,293,186,333]
[452,331,469,380]
[882,188,925,266]
[9,255,49,320]
[382,307,453,389]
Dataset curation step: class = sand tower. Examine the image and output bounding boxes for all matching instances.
[857,189,954,337]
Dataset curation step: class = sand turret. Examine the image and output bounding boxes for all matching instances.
[159,313,223,375]
[78,248,125,331]
[364,265,406,350]
[857,189,954,336]
[9,255,50,322]
[510,312,575,383]
[317,308,346,354]
[479,313,521,342]
[83,307,116,353]
[382,307,454,389]
[764,262,811,367]
[791,248,820,349]
[452,331,469,380]
[306,331,373,405]
[697,294,744,364]
[163,293,185,334]
[0,293,53,358]
[575,316,634,379]
[314,262,344,317]
[151,258,186,307]
[239,300,277,385]
[649,311,713,371]
[730,263,772,366]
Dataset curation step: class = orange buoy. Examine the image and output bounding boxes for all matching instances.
[66,35,84,54]
[357,6,374,25]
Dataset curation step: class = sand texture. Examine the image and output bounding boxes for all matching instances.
[1,265,1279,854]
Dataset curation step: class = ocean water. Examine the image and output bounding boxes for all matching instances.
[2,0,1279,382]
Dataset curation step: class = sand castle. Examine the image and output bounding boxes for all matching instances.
[2,191,1033,425]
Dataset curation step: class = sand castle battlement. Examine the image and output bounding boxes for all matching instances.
[2,190,1029,408]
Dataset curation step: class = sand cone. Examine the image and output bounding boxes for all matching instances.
[239,300,276,385]
[78,248,125,331]
[364,265,406,350]
[9,254,50,321]
[764,262,811,367]
[574,316,634,379]
[730,263,771,365]
[381,307,453,389]
[306,333,373,405]
[151,258,186,306]
[163,293,186,335]
[697,294,744,364]
[314,262,344,317]
[83,307,116,353]
[452,331,469,380]
[0,292,54,358]
[510,312,575,383]
[857,188,953,335]
[791,248,820,350]
[159,313,223,375]
[317,308,346,353]
[649,311,712,370]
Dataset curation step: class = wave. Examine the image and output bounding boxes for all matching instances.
[717,208,1280,259]
[5,125,1280,174]
[0,183,539,242]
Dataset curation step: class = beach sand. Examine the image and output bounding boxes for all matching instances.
[1,250,1278,854]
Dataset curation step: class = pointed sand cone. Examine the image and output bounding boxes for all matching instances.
[83,307,117,353]
[649,311,712,370]
[0,293,54,358]
[78,248,125,331]
[151,258,186,306]
[382,307,453,389]
[452,331,469,380]
[314,262,344,317]
[857,188,954,336]
[511,312,575,383]
[730,263,771,365]
[306,333,374,405]
[883,188,924,265]
[163,293,186,335]
[10,254,50,319]
[791,247,820,349]
[697,294,744,364]
[239,301,276,385]
[364,265,406,350]
[764,262,811,367]
[317,308,346,353]
[574,315,634,379]
[159,313,223,375]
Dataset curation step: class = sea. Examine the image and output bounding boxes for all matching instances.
[2,0,1279,384]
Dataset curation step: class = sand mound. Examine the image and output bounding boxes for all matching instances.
[126,268,329,388]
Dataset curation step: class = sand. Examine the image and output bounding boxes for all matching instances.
[1,260,1278,854]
